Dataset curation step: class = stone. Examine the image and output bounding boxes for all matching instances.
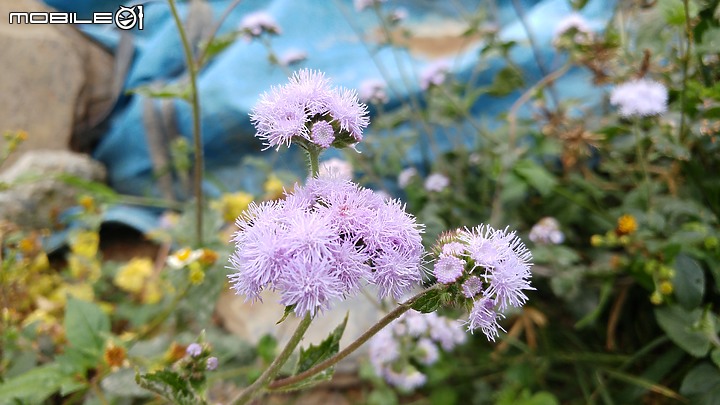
[0,150,106,229]
[0,0,115,169]
[215,288,386,373]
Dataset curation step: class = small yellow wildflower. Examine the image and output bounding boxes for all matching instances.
[188,262,205,285]
[164,342,188,363]
[115,258,154,293]
[104,343,127,369]
[18,237,38,254]
[71,230,99,258]
[659,281,674,295]
[79,195,96,212]
[616,215,638,236]
[199,248,219,266]
[142,281,163,305]
[215,192,254,223]
[264,175,285,199]
[650,291,663,305]
[590,234,604,247]
[68,255,101,282]
[51,283,95,304]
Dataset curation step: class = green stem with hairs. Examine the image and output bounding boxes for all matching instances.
[168,0,204,246]
[232,314,313,404]
[268,284,443,390]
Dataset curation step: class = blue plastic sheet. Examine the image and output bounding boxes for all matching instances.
[42,0,616,233]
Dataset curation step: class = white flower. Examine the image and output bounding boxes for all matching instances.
[424,173,449,192]
[397,167,417,188]
[239,11,280,37]
[529,217,565,245]
[610,78,668,117]
[167,248,203,269]
[318,158,353,180]
[553,13,592,44]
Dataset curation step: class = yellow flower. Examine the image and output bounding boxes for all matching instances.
[52,283,95,304]
[650,291,663,305]
[142,281,163,305]
[659,281,674,295]
[104,343,127,369]
[264,175,285,199]
[188,262,205,285]
[30,253,50,273]
[215,192,254,223]
[199,249,219,266]
[18,237,38,255]
[590,234,604,247]
[616,215,638,236]
[79,195,96,212]
[70,230,99,258]
[115,258,154,293]
[68,255,101,282]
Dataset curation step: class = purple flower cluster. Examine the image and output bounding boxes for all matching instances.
[432,225,534,341]
[238,11,281,38]
[369,310,466,392]
[250,69,369,150]
[228,176,424,317]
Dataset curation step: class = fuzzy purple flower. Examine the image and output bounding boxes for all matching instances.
[424,173,449,192]
[359,79,388,104]
[250,69,369,150]
[186,343,202,357]
[206,357,218,371]
[420,60,451,90]
[610,78,668,117]
[228,177,424,316]
[434,255,464,284]
[465,297,505,341]
[239,11,281,37]
[397,167,417,188]
[461,275,483,298]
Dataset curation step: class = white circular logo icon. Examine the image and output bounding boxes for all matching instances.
[115,6,138,30]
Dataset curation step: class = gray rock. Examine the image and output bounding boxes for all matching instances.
[0,0,114,169]
[0,150,106,229]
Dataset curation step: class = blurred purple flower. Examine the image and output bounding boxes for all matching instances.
[610,78,668,117]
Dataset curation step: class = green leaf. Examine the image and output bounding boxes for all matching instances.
[56,174,119,202]
[487,66,524,96]
[64,297,110,357]
[513,160,557,196]
[277,305,295,324]
[712,348,720,369]
[0,363,76,403]
[411,288,443,313]
[257,334,278,364]
[136,370,199,405]
[680,362,720,405]
[673,254,705,309]
[655,305,711,357]
[128,82,191,101]
[297,313,347,373]
[200,31,241,64]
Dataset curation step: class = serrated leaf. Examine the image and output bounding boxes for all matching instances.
[411,288,443,313]
[680,362,720,405]
[297,313,347,374]
[136,370,198,405]
[673,254,705,309]
[655,305,711,357]
[64,297,110,357]
[0,363,76,403]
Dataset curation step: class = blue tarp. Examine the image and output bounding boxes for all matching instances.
[43,0,616,233]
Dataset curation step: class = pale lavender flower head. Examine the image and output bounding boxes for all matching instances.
[318,158,353,180]
[354,0,386,12]
[420,60,451,90]
[385,367,427,392]
[279,49,307,66]
[186,343,202,357]
[529,217,564,245]
[441,241,465,256]
[427,313,467,350]
[228,177,424,316]
[397,167,417,188]
[610,78,668,117]
[465,297,505,341]
[250,69,369,150]
[416,338,440,365]
[239,11,281,37]
[424,173,449,192]
[206,357,218,371]
[553,13,592,44]
[369,328,399,374]
[311,121,335,148]
[359,79,389,104]
[434,255,464,284]
[389,8,408,24]
[461,275,483,298]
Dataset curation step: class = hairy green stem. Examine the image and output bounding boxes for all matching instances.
[268,284,442,390]
[168,0,204,246]
[307,146,321,178]
[678,0,693,144]
[232,314,313,404]
[633,121,652,209]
